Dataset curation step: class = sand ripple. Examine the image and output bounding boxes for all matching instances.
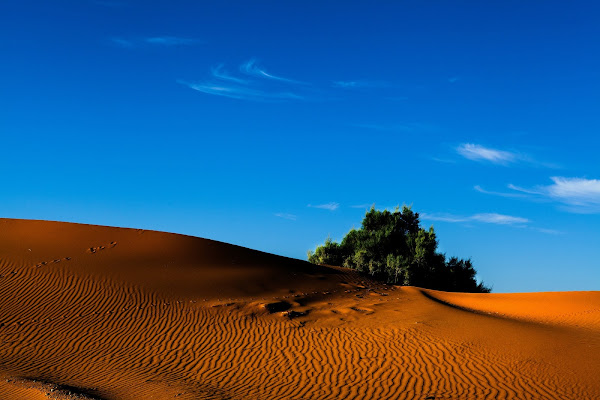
[0,219,598,399]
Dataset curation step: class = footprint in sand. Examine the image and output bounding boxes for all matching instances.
[87,242,116,253]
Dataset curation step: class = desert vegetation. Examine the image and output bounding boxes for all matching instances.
[308,206,491,293]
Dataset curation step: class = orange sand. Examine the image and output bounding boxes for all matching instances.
[0,218,598,399]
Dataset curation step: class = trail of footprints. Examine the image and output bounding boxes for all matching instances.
[34,257,71,268]
[86,241,117,254]
[30,241,118,270]
[1,241,118,276]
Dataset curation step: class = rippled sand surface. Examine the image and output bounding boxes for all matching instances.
[0,219,598,399]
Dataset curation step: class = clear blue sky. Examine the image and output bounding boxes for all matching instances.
[2,1,599,293]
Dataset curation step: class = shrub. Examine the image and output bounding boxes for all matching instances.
[308,206,491,293]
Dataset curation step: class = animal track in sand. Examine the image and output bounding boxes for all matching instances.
[86,242,117,254]
[34,257,72,268]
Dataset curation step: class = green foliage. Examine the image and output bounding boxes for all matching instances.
[308,206,491,293]
[307,236,344,266]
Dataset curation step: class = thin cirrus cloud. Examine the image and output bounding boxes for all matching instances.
[421,212,530,225]
[533,227,562,235]
[185,60,399,101]
[240,59,306,84]
[455,143,559,168]
[182,59,306,101]
[180,81,302,101]
[456,143,518,165]
[145,36,200,46]
[518,177,600,213]
[111,36,200,48]
[350,204,374,209]
[308,202,340,211]
[332,81,363,88]
[477,177,600,213]
[421,212,562,234]
[211,65,249,85]
[471,213,530,225]
[274,213,297,221]
[474,185,530,199]
[332,80,390,89]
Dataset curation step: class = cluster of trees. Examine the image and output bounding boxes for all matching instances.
[308,206,491,293]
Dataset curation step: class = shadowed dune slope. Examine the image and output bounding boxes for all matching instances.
[0,218,599,400]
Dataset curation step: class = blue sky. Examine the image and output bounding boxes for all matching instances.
[1,1,599,292]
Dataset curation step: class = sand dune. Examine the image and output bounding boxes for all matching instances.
[426,289,600,331]
[0,219,598,399]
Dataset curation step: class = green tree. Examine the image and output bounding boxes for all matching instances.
[307,236,343,266]
[308,206,491,293]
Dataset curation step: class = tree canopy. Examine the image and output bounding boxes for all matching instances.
[308,206,491,293]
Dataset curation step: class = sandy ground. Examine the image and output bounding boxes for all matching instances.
[0,218,598,399]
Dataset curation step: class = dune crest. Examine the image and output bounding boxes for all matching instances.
[0,219,598,399]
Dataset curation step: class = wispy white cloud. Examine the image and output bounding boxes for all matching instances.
[544,177,600,207]
[275,213,297,221]
[479,177,600,213]
[240,59,304,84]
[183,59,308,101]
[448,76,460,83]
[308,202,340,211]
[186,59,405,102]
[332,81,361,88]
[332,80,390,89]
[430,157,457,164]
[470,213,530,225]
[420,213,469,223]
[421,212,529,226]
[179,80,302,101]
[350,204,373,209]
[506,184,545,196]
[456,143,517,165]
[144,36,200,46]
[211,65,248,85]
[532,177,600,213]
[532,227,563,235]
[455,143,559,168]
[181,82,258,100]
[111,36,200,48]
[474,185,530,198]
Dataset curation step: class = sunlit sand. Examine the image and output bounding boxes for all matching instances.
[1,219,598,399]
